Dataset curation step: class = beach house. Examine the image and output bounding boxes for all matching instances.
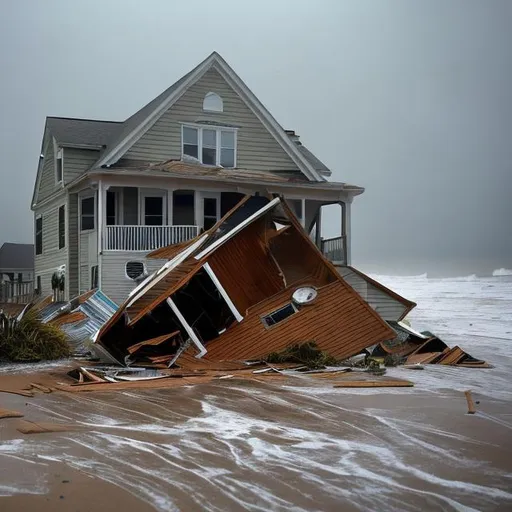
[31,52,363,305]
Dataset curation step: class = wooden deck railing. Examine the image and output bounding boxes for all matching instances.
[105,225,201,251]
[0,281,35,304]
[321,236,346,264]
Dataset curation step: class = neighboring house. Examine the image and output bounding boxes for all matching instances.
[31,52,364,305]
[0,242,34,303]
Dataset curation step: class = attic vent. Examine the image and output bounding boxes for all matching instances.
[203,92,223,112]
[126,261,146,281]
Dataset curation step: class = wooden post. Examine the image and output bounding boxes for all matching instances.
[315,206,322,248]
[464,390,476,414]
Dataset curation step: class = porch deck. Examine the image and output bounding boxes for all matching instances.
[104,224,345,263]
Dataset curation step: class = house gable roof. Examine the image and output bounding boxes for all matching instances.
[46,117,121,147]
[95,52,326,182]
[0,243,34,271]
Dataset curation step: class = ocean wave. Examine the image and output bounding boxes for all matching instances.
[493,268,512,277]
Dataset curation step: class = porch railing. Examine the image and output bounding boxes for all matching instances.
[105,225,201,251]
[0,281,35,304]
[321,236,346,264]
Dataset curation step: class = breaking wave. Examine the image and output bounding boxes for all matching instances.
[493,268,512,277]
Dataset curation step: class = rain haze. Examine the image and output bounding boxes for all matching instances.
[0,0,510,276]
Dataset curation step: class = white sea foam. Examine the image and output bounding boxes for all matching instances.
[493,268,512,276]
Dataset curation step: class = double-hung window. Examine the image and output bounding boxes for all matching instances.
[182,125,236,168]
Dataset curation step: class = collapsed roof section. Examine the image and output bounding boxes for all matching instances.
[95,195,395,366]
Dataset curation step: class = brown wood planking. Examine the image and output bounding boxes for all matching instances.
[207,218,285,314]
[127,330,180,354]
[204,281,395,361]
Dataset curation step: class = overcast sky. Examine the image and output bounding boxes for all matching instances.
[0,0,510,276]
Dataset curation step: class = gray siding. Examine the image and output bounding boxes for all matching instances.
[34,196,68,298]
[101,252,167,305]
[37,137,61,203]
[64,148,99,184]
[337,266,407,322]
[126,68,301,173]
[68,193,79,297]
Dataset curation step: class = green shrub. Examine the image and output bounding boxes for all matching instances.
[0,309,70,362]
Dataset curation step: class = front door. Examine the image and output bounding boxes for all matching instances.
[201,192,220,230]
[140,189,166,225]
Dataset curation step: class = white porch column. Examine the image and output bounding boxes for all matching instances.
[97,180,105,288]
[341,199,352,265]
[315,206,322,248]
[167,188,174,225]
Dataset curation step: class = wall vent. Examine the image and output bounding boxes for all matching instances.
[126,261,146,281]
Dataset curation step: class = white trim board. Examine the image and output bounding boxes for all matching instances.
[166,297,207,358]
[203,262,243,322]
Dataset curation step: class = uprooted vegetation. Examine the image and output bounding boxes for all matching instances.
[0,310,70,362]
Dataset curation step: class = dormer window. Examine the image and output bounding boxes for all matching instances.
[182,125,236,167]
[56,147,63,183]
[203,92,223,112]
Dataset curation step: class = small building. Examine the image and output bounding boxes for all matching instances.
[0,242,34,303]
[31,52,363,304]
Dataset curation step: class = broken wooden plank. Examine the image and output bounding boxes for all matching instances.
[80,367,106,383]
[0,408,24,419]
[127,330,180,355]
[30,383,52,393]
[0,388,34,397]
[333,380,413,388]
[465,390,476,414]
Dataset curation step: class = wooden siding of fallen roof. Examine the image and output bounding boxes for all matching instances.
[206,217,285,314]
[268,227,335,287]
[204,280,395,361]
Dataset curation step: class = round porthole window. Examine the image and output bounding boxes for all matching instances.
[292,286,318,305]
[126,261,146,281]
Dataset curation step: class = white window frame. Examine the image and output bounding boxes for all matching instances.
[203,92,223,112]
[58,204,66,250]
[181,123,237,168]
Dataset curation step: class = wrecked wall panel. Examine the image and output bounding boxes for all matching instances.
[207,218,284,314]
[269,228,335,287]
[205,281,395,361]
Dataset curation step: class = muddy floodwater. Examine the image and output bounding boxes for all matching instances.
[1,273,512,511]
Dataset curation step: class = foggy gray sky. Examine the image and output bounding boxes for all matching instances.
[1,0,511,276]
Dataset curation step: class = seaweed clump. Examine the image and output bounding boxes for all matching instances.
[265,341,338,369]
[0,310,70,362]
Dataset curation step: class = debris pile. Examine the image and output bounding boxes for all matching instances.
[10,194,488,388]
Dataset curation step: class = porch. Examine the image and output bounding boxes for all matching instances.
[82,185,349,263]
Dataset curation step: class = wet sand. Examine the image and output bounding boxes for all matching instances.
[1,373,512,511]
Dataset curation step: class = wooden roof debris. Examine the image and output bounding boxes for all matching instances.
[94,194,396,368]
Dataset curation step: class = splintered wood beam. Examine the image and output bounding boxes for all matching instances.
[127,331,181,355]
